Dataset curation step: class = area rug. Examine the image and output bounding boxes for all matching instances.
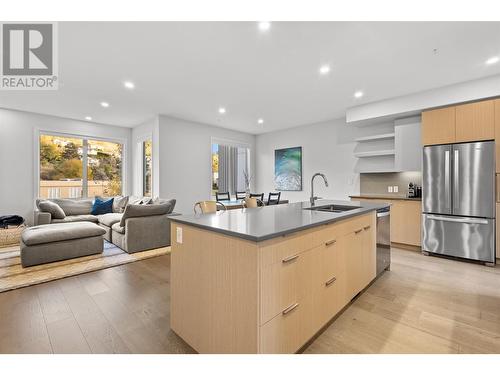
[0,241,170,293]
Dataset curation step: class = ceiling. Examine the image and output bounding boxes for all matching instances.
[1,21,500,134]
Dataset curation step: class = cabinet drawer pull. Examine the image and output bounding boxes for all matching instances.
[325,276,337,286]
[282,302,299,315]
[325,239,336,246]
[354,229,363,234]
[282,254,299,264]
[363,225,371,230]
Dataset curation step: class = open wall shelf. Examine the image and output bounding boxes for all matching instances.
[355,133,395,142]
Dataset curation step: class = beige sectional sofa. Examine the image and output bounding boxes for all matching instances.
[34,196,177,253]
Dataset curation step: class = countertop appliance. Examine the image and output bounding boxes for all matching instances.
[422,141,495,264]
[376,206,391,275]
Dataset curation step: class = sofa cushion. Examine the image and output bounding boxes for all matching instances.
[38,200,66,219]
[91,197,114,215]
[37,198,94,216]
[111,222,125,234]
[153,198,176,214]
[22,222,106,246]
[113,196,129,213]
[97,213,123,227]
[119,203,171,227]
[51,214,99,224]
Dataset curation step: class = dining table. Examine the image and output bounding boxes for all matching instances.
[216,199,289,210]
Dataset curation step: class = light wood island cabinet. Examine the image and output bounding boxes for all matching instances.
[170,211,377,354]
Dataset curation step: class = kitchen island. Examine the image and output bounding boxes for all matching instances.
[169,199,389,353]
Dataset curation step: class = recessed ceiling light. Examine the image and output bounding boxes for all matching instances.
[319,65,331,75]
[486,56,499,65]
[257,118,264,125]
[100,102,110,108]
[123,81,135,89]
[258,22,271,31]
[218,107,226,114]
[85,116,92,121]
[354,91,364,99]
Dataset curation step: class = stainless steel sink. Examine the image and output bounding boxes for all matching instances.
[304,204,358,213]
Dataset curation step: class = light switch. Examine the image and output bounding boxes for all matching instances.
[176,227,183,244]
[388,186,393,193]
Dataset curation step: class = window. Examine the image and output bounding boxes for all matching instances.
[143,139,152,197]
[211,141,250,196]
[39,134,123,199]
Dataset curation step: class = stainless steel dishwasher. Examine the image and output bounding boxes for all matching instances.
[376,206,391,275]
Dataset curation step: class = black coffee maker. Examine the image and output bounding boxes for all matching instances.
[408,182,422,198]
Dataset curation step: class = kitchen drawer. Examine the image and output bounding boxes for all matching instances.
[260,253,301,324]
[338,213,372,237]
[317,269,345,327]
[259,292,316,354]
[318,234,344,286]
[310,222,339,248]
[259,230,314,267]
[259,298,301,354]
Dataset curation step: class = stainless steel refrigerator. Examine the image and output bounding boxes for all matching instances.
[422,141,495,264]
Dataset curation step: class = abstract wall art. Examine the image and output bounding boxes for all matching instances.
[274,146,302,191]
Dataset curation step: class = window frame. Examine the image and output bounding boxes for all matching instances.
[142,138,153,197]
[210,137,251,199]
[35,129,127,200]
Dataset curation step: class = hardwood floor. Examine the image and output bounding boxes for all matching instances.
[1,248,500,353]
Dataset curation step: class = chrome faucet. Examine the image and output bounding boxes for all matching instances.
[310,173,329,205]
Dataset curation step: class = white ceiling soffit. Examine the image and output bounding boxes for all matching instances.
[346,74,500,125]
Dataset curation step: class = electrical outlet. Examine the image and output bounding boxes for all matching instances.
[393,185,399,193]
[388,186,393,193]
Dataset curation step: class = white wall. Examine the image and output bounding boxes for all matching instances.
[131,116,160,196]
[157,115,256,214]
[255,118,361,203]
[0,108,132,224]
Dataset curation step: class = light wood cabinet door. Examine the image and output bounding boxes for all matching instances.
[496,203,500,259]
[495,100,500,173]
[344,229,364,301]
[422,107,456,146]
[260,253,301,324]
[456,100,495,142]
[361,215,376,287]
[390,200,422,246]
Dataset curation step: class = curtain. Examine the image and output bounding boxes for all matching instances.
[218,145,240,194]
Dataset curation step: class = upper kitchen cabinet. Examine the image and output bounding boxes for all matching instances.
[455,100,495,143]
[421,107,456,146]
[395,117,422,171]
[422,99,496,146]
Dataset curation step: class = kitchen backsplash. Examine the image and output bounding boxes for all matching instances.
[360,172,422,196]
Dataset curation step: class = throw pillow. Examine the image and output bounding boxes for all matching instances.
[113,195,129,213]
[91,197,114,215]
[38,200,66,220]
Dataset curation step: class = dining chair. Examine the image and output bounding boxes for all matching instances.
[242,197,264,208]
[194,201,227,214]
[249,193,264,202]
[267,192,281,205]
[215,192,230,201]
[235,191,247,200]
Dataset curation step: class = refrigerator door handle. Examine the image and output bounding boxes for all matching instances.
[426,214,489,225]
[454,149,459,210]
[445,150,450,210]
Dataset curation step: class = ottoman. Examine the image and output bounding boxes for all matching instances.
[20,222,106,267]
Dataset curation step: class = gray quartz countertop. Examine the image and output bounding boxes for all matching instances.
[169,199,389,242]
[350,194,422,201]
